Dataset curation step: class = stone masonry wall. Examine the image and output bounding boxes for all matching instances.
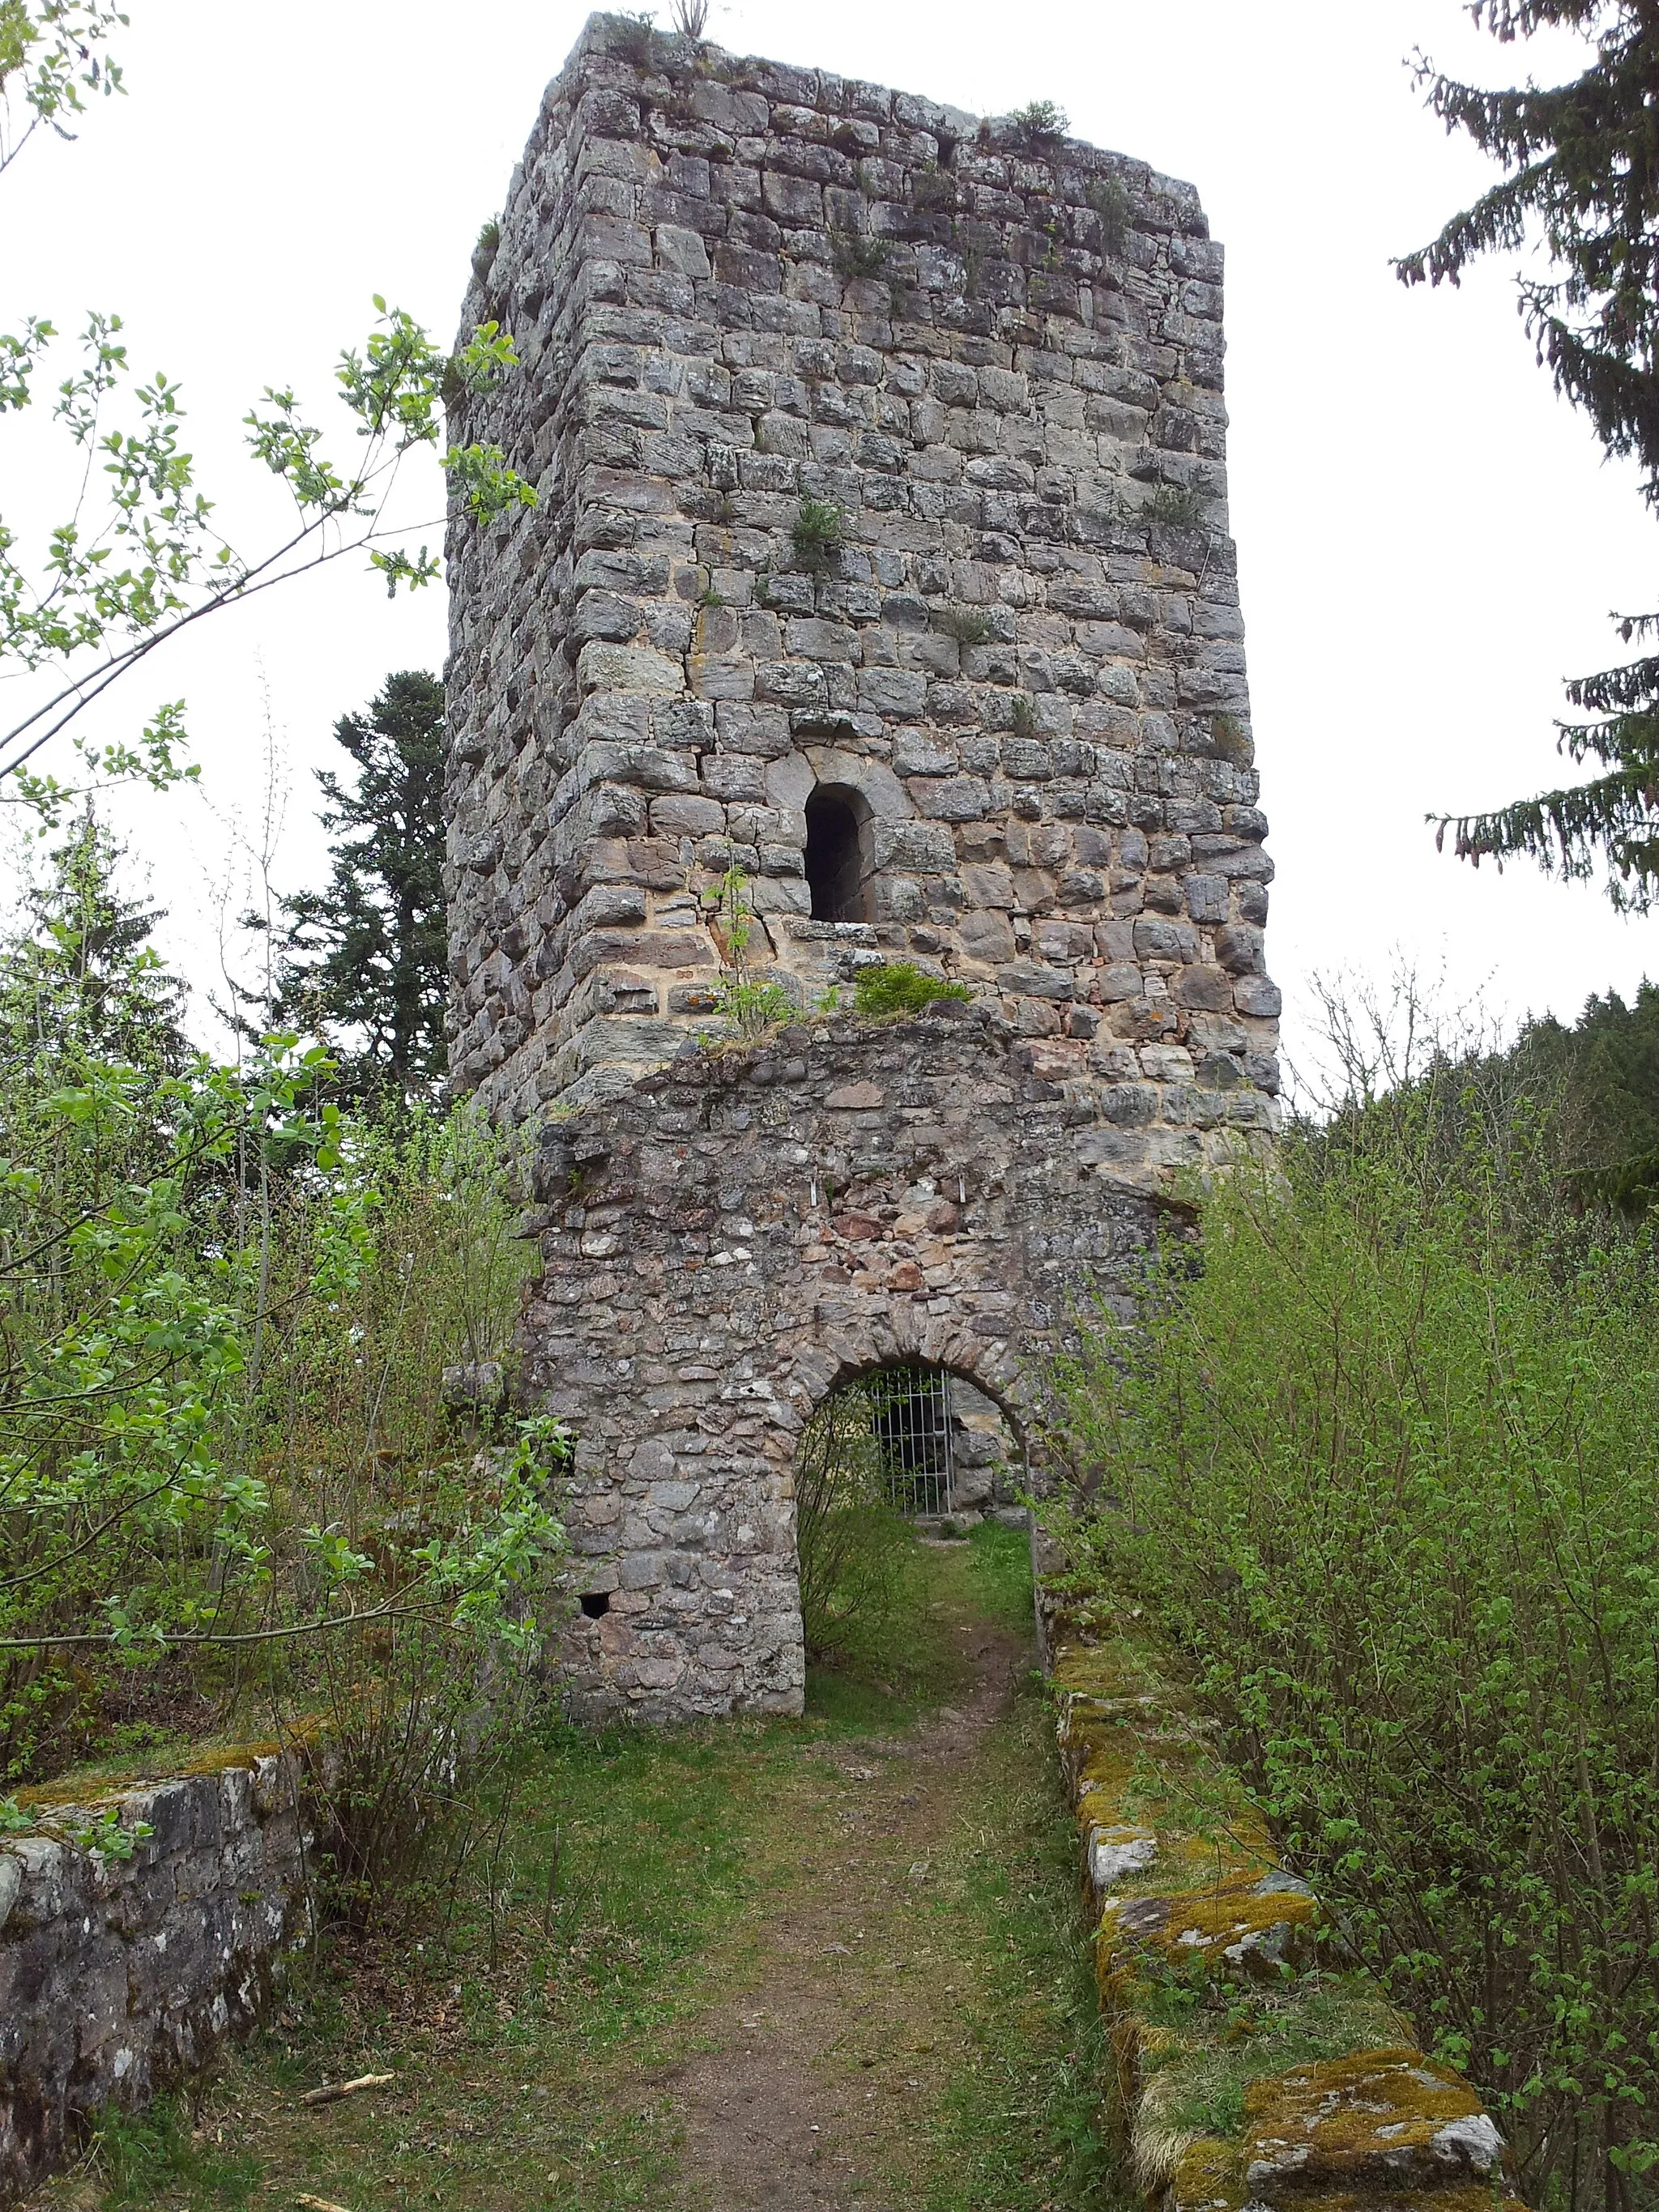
[523,999,1179,1720]
[445,14,1279,1192]
[0,1754,309,2201]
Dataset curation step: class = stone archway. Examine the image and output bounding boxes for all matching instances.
[522,1000,1166,1724]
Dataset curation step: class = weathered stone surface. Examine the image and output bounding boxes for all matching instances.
[444,15,1280,1187]
[525,1006,1182,1720]
[0,1757,309,2201]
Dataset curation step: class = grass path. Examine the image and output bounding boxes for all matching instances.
[28,1529,1113,2212]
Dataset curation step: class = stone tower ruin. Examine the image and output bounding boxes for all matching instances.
[444,15,1279,1720]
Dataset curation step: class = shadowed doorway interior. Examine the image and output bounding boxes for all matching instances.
[804,786,872,922]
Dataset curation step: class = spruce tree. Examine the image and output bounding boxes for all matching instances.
[268,671,449,1101]
[2,809,189,1080]
[1398,2,1659,908]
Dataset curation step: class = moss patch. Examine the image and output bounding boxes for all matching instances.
[1049,1616,1522,2211]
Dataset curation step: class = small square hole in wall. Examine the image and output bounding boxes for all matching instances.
[579,1591,611,1618]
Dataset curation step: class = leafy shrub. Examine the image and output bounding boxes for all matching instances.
[710,974,797,1036]
[1010,100,1068,148]
[0,824,566,1895]
[791,496,845,572]
[853,962,972,1016]
[793,1383,919,1664]
[471,219,500,283]
[912,162,958,215]
[1058,1097,1659,2207]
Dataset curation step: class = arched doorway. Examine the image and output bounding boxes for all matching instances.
[804,783,874,922]
[792,1361,1026,1670]
[797,1363,1022,1533]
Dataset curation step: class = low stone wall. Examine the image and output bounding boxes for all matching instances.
[0,1752,310,2202]
[1045,1609,1525,2212]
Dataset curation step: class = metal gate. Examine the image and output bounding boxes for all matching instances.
[864,1364,954,1517]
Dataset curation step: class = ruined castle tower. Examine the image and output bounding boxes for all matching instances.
[445,15,1279,1720]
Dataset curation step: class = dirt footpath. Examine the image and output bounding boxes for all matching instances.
[666,1617,1026,2210]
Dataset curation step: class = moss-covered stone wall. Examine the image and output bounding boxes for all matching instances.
[0,1753,309,2201]
[1045,1611,1526,2212]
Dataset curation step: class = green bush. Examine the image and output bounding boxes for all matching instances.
[1009,100,1068,148]
[790,496,845,573]
[1058,1100,1659,2206]
[793,1383,918,1667]
[0,823,566,1920]
[852,961,971,1016]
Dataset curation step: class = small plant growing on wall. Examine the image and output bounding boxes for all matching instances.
[701,863,796,1036]
[1145,483,1209,534]
[471,219,501,284]
[1010,693,1038,741]
[853,962,972,1017]
[936,605,995,646]
[607,11,659,66]
[671,0,709,36]
[791,497,845,573]
[1010,100,1068,150]
[912,163,958,215]
[1086,176,1132,256]
[829,227,891,281]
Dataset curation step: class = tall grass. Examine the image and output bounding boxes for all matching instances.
[1059,1084,1659,2212]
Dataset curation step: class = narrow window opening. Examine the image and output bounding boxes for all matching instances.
[804,786,870,922]
[578,1591,611,1619]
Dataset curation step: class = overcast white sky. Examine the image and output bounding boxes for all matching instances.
[3,0,1654,1065]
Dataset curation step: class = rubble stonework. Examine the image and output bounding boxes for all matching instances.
[446,16,1277,1718]
[446,15,1280,1183]
[0,1755,309,2200]
[524,1004,1182,1720]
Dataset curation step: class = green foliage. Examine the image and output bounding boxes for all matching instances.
[1009,100,1068,148]
[829,226,892,280]
[0,2,126,177]
[710,974,796,1034]
[1,303,533,822]
[87,2095,262,2210]
[1060,1097,1659,2206]
[935,604,995,646]
[1085,175,1131,255]
[258,671,450,1104]
[1010,693,1038,741]
[791,495,845,573]
[697,859,797,1037]
[1398,6,1659,907]
[58,1805,152,1860]
[912,161,959,215]
[0,829,564,1806]
[1145,483,1209,534]
[852,961,972,1016]
[793,1383,919,1664]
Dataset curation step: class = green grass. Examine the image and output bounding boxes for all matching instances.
[917,1683,1116,2210]
[41,1532,1104,2212]
[804,1519,1034,1720]
[82,2100,262,2210]
[1132,1968,1408,2142]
